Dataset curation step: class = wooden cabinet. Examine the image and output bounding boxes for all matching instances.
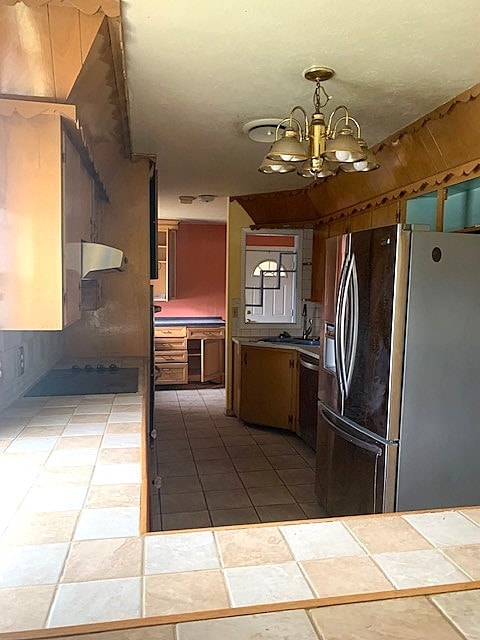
[238,345,298,430]
[154,326,188,385]
[152,220,178,301]
[310,227,328,303]
[187,327,225,384]
[154,325,225,385]
[0,109,95,330]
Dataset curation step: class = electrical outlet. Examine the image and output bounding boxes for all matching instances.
[17,345,25,376]
[0,351,3,384]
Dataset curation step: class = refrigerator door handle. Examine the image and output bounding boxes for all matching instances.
[321,405,383,456]
[335,253,350,407]
[345,253,359,395]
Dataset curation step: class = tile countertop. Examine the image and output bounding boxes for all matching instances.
[1,371,480,634]
[154,316,225,327]
[233,336,320,359]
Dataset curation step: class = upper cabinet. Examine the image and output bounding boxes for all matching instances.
[152,220,178,301]
[0,104,97,330]
[443,177,480,233]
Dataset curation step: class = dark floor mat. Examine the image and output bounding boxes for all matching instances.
[26,368,139,397]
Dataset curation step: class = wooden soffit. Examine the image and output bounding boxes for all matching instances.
[235,82,480,226]
[0,0,119,100]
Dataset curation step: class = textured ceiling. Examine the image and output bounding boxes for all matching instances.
[121,0,480,219]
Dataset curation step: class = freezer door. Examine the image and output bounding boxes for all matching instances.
[315,403,398,517]
[342,225,400,439]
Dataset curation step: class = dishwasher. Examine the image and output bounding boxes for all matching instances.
[298,353,319,450]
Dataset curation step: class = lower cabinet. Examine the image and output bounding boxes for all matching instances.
[154,325,224,385]
[237,345,298,431]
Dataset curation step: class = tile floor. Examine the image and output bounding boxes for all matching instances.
[149,388,325,530]
[2,373,480,633]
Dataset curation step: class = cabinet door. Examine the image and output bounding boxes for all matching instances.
[311,228,328,303]
[240,346,296,430]
[370,202,401,228]
[201,338,224,382]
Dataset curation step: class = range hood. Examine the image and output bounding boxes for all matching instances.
[81,242,127,279]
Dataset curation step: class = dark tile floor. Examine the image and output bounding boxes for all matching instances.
[149,388,326,531]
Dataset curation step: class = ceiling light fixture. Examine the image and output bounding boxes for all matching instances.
[257,66,379,179]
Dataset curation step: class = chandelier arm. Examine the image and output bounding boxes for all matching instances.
[275,116,304,141]
[330,114,362,138]
[326,105,351,136]
[288,106,309,140]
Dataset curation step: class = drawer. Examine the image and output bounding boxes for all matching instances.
[154,363,188,385]
[154,326,187,338]
[154,337,187,351]
[155,351,188,363]
[187,327,225,340]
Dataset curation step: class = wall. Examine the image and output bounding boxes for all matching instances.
[159,222,226,319]
[0,331,63,412]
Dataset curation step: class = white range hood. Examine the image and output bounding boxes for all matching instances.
[81,242,126,279]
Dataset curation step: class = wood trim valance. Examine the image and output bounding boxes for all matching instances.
[0,0,119,16]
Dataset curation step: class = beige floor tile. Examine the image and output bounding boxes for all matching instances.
[104,421,142,434]
[2,510,79,545]
[0,542,69,587]
[91,463,141,485]
[199,472,243,491]
[17,426,65,438]
[48,577,141,627]
[98,447,141,464]
[102,433,141,448]
[225,562,314,606]
[256,504,306,522]
[34,466,94,487]
[145,531,219,574]
[373,549,471,589]
[443,544,480,579]
[74,507,140,540]
[0,585,56,632]
[310,596,465,639]
[20,485,88,513]
[62,537,142,582]
[404,511,480,547]
[144,570,229,615]
[63,627,174,640]
[461,507,480,526]
[177,610,318,640]
[85,483,141,508]
[302,555,394,597]
[205,489,252,510]
[300,502,327,519]
[46,449,99,467]
[345,516,433,554]
[161,492,207,514]
[0,440,11,452]
[216,526,293,567]
[55,435,102,450]
[162,510,212,530]
[238,469,283,488]
[431,589,480,640]
[248,486,296,506]
[210,507,260,527]
[69,414,109,424]
[280,521,365,560]
[160,475,202,494]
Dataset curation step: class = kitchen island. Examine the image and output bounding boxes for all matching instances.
[0,364,479,638]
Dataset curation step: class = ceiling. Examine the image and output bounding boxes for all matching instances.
[121,1,480,220]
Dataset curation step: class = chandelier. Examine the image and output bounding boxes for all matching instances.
[258,66,379,179]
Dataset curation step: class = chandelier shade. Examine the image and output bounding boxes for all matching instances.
[253,65,379,180]
[266,127,307,162]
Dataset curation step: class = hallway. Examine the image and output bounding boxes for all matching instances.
[149,388,326,530]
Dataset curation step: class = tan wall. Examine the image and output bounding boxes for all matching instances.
[225,200,254,412]
[63,158,150,358]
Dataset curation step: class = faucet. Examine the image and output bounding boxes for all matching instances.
[302,303,313,339]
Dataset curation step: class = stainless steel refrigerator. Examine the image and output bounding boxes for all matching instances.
[315,224,480,516]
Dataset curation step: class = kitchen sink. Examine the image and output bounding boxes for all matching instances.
[258,337,320,346]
